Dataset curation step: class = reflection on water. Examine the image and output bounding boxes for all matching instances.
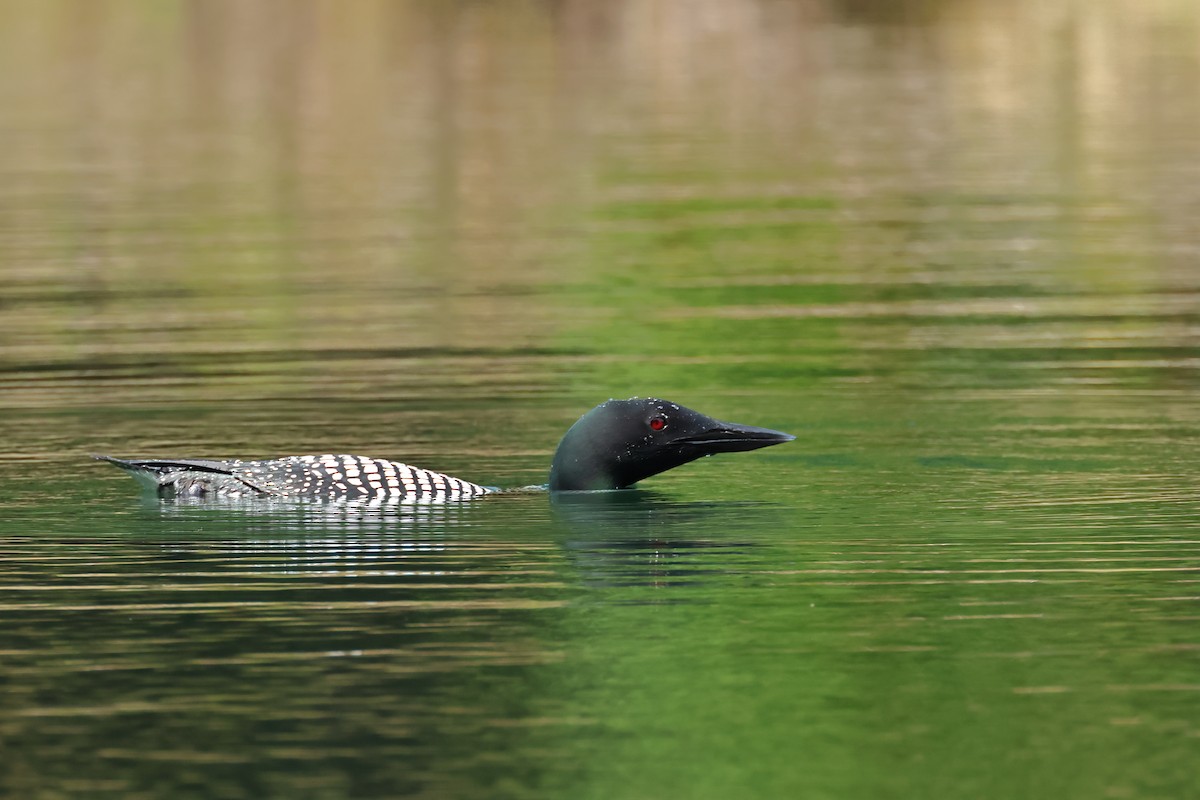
[0,492,799,797]
[553,491,771,588]
[2,0,1200,798]
[144,490,782,595]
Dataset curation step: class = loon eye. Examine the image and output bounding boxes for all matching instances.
[649,416,667,432]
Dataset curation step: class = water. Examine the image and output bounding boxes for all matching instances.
[2,1,1200,797]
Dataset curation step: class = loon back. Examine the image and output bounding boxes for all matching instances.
[95,454,492,501]
[98,397,793,500]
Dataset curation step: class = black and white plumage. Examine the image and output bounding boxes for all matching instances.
[98,397,794,501]
[96,454,492,501]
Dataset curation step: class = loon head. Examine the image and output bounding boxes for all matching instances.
[548,398,794,492]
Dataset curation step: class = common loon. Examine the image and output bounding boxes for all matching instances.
[97,398,794,501]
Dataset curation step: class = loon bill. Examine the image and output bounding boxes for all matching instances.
[97,397,794,501]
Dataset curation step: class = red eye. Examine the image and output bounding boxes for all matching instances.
[649,417,666,431]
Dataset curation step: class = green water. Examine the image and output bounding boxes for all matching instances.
[2,1,1200,798]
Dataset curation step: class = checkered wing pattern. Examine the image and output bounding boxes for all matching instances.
[232,455,492,501]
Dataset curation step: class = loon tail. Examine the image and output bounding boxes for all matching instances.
[93,454,245,495]
[92,455,235,476]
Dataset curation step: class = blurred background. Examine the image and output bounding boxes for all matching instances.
[3,0,1198,481]
[2,1,1200,798]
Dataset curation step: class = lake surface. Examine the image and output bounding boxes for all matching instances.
[2,1,1200,797]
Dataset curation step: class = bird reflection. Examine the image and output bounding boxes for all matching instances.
[139,491,782,593]
[551,490,777,590]
[146,495,498,574]
[155,493,484,529]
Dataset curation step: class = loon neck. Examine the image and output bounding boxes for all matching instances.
[548,423,621,492]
